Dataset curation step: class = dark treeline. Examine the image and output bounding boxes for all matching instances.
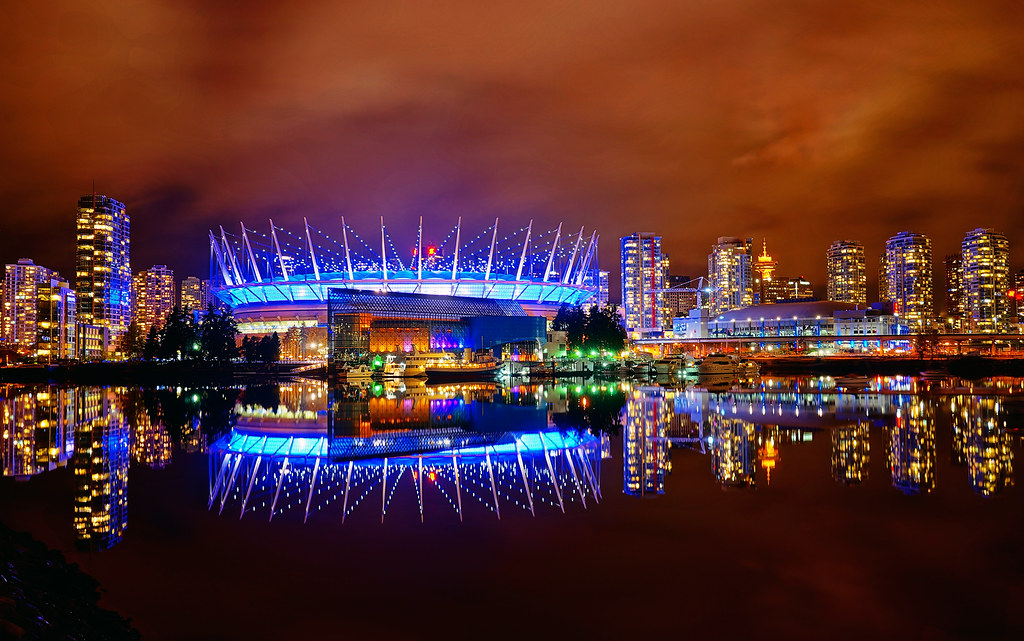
[119,305,280,364]
[552,303,628,355]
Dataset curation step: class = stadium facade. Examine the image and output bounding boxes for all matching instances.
[209,218,599,355]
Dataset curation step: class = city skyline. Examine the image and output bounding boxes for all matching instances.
[2,2,1024,294]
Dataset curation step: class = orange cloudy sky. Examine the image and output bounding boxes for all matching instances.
[2,0,1023,299]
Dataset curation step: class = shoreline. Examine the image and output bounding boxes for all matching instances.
[0,361,316,385]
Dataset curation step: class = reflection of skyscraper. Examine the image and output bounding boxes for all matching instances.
[758,427,779,485]
[131,408,172,469]
[623,387,671,496]
[1,387,76,478]
[709,415,756,488]
[889,403,935,494]
[881,232,933,331]
[832,423,870,485]
[73,389,129,550]
[951,397,1014,496]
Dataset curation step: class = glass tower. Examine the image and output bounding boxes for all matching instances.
[76,194,131,350]
[826,240,866,304]
[707,237,753,316]
[881,232,933,331]
[620,233,669,331]
[961,228,1009,333]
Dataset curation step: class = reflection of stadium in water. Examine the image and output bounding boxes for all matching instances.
[212,381,606,522]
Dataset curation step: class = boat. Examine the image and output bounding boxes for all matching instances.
[654,355,699,378]
[424,352,499,380]
[380,354,426,378]
[340,364,374,381]
[697,353,760,377]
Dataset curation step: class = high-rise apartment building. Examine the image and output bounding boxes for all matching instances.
[76,194,131,349]
[180,276,213,311]
[132,265,175,332]
[826,240,867,304]
[961,228,1009,333]
[943,254,965,330]
[752,239,778,305]
[707,237,753,316]
[881,232,933,331]
[620,233,669,331]
[665,274,699,319]
[1013,269,1024,327]
[2,259,76,360]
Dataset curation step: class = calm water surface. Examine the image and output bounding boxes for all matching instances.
[2,376,1023,640]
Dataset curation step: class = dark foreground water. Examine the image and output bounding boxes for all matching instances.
[2,376,1023,640]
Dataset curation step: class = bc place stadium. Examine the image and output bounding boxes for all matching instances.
[209,217,600,359]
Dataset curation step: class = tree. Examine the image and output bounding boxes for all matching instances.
[552,304,586,352]
[159,306,200,360]
[199,306,239,363]
[582,304,626,354]
[119,321,145,360]
[143,326,160,361]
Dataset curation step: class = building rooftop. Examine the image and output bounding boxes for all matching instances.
[713,300,862,322]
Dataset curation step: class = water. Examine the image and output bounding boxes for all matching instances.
[2,376,1023,640]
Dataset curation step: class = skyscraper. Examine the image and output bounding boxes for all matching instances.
[826,240,867,304]
[961,228,1009,333]
[132,265,175,332]
[664,274,698,319]
[620,233,669,331]
[752,239,778,304]
[180,276,212,311]
[943,254,965,331]
[76,194,131,350]
[881,232,933,331]
[707,237,753,316]
[2,259,76,360]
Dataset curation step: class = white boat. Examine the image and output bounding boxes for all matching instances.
[341,364,374,381]
[381,354,425,378]
[697,353,760,377]
[654,355,699,378]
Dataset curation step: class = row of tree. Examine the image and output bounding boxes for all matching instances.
[551,303,627,354]
[120,306,279,363]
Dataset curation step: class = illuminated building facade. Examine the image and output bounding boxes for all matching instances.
[1013,269,1024,328]
[708,237,753,316]
[785,276,813,300]
[961,228,1009,333]
[943,254,965,332]
[327,289,545,362]
[595,270,609,307]
[832,423,870,485]
[180,276,212,312]
[623,387,670,496]
[1,387,76,478]
[132,265,175,333]
[889,402,935,494]
[826,240,866,304]
[881,232,933,331]
[621,233,669,331]
[2,259,77,360]
[664,274,699,320]
[76,194,131,350]
[753,239,779,304]
[73,389,129,550]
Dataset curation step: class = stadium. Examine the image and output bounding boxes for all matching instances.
[209,218,600,357]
